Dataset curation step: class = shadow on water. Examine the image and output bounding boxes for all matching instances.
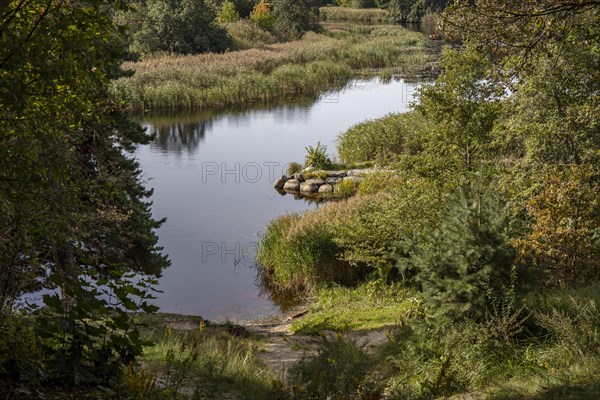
[135,96,317,155]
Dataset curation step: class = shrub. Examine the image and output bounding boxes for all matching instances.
[257,178,444,291]
[515,165,600,286]
[535,298,600,363]
[291,334,373,399]
[231,0,256,18]
[352,0,377,8]
[287,162,303,175]
[304,142,332,169]
[225,19,277,50]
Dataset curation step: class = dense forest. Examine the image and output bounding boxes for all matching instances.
[1,0,599,399]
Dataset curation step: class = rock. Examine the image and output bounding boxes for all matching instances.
[293,172,305,182]
[327,171,347,178]
[326,177,342,185]
[300,179,324,193]
[318,184,333,194]
[274,175,289,189]
[283,179,300,191]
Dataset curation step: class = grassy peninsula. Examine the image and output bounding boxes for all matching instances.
[112,26,435,112]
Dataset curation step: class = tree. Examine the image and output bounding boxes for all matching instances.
[397,179,516,326]
[443,0,600,71]
[0,0,168,386]
[515,166,600,286]
[271,0,321,40]
[436,1,600,287]
[250,0,274,32]
[218,0,241,23]
[415,46,505,177]
[131,0,231,55]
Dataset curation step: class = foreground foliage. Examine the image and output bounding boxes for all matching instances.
[127,314,283,400]
[1,0,168,394]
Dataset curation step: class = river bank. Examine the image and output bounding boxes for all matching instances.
[112,25,436,113]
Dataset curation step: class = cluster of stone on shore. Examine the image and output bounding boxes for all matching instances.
[274,169,378,196]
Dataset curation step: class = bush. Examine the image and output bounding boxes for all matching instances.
[257,178,445,292]
[231,0,256,18]
[352,0,377,8]
[225,20,277,50]
[515,165,600,286]
[292,334,373,399]
[304,142,332,169]
[287,162,303,175]
[536,298,600,362]
[131,0,231,55]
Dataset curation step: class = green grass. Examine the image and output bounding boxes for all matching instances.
[337,111,435,164]
[257,177,445,295]
[291,282,416,334]
[129,313,282,400]
[288,285,600,399]
[112,26,433,112]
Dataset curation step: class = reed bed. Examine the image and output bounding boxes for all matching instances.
[112,27,432,112]
[319,6,390,23]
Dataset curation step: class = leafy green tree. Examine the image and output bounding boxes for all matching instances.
[131,0,231,55]
[271,0,321,40]
[415,45,505,177]
[440,1,600,287]
[0,0,168,386]
[397,179,517,326]
[218,0,241,23]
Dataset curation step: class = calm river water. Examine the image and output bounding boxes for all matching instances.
[135,78,418,321]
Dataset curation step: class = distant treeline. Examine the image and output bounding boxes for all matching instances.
[118,0,322,56]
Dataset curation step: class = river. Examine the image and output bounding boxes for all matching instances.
[135,78,419,321]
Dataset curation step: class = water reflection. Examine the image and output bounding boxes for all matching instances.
[137,97,316,155]
[147,120,209,155]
